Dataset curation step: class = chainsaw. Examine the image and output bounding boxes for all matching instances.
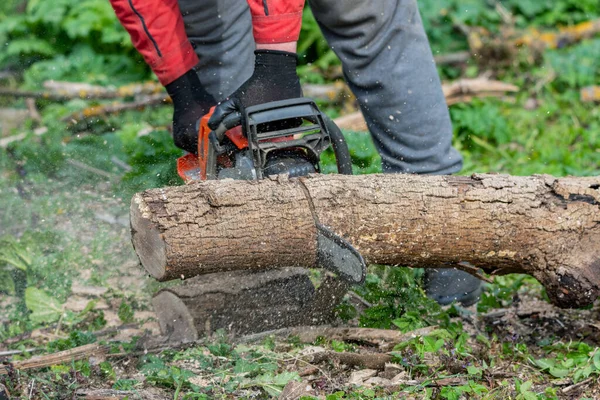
[176,98,366,284]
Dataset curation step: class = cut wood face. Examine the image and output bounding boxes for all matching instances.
[130,173,600,308]
[130,193,167,280]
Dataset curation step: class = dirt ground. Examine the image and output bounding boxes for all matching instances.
[1,180,599,399]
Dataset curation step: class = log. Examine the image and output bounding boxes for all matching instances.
[130,173,600,308]
[151,268,348,340]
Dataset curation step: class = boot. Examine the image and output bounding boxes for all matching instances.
[423,268,482,307]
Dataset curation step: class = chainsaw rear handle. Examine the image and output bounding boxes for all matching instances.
[323,114,353,175]
[207,98,353,175]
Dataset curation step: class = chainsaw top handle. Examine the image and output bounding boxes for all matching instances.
[207,98,353,177]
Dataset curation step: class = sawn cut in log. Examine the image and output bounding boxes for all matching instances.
[130,173,600,308]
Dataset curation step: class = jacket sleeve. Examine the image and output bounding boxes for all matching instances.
[247,0,305,44]
[109,0,199,85]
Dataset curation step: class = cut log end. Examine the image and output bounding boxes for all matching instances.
[130,193,167,280]
[543,258,600,308]
[151,290,198,343]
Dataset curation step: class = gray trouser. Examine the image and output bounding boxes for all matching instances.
[178,0,463,175]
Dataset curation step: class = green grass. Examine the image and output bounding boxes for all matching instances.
[1,0,599,398]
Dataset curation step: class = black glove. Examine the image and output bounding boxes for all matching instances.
[166,69,216,153]
[208,50,302,130]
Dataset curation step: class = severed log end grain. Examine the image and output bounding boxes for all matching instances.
[151,268,324,340]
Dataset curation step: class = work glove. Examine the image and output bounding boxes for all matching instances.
[208,50,302,130]
[166,69,216,154]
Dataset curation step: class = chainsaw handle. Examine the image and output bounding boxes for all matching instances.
[323,115,353,175]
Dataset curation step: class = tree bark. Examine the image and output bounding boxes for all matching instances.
[130,173,600,308]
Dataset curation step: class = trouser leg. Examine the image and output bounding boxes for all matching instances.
[309,0,480,305]
[177,0,255,101]
[308,0,463,174]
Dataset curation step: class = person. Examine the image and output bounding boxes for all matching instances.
[109,0,482,306]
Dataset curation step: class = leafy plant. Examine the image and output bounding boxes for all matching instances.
[0,235,31,295]
[25,287,64,324]
[241,371,300,397]
[534,343,600,383]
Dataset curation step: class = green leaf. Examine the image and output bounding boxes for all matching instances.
[520,380,533,392]
[244,372,300,397]
[548,367,570,378]
[25,287,64,324]
[118,300,134,323]
[0,270,15,294]
[535,358,555,370]
[593,351,600,370]
[233,359,260,375]
[467,365,482,377]
[440,386,461,400]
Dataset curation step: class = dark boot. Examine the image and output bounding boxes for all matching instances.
[424,268,482,307]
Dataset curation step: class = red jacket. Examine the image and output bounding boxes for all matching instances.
[109,0,304,85]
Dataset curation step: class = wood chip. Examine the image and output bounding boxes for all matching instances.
[364,377,393,387]
[71,284,109,297]
[348,369,378,385]
[278,381,313,400]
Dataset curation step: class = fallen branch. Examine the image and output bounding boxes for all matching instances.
[0,126,47,149]
[0,343,109,375]
[382,376,468,393]
[332,77,518,131]
[75,388,166,400]
[561,377,597,394]
[310,351,392,370]
[240,325,437,347]
[0,348,39,358]
[62,94,169,124]
[515,19,600,50]
[441,78,518,98]
[66,159,117,180]
[0,81,164,101]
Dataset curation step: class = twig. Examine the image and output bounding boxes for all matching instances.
[561,377,596,394]
[62,94,170,124]
[0,348,39,357]
[309,350,393,370]
[348,291,373,307]
[456,261,494,284]
[0,132,26,148]
[383,376,467,393]
[110,156,132,172]
[75,388,166,400]
[0,126,47,149]
[66,159,117,180]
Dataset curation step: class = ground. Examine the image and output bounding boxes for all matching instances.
[0,168,598,399]
[2,1,600,398]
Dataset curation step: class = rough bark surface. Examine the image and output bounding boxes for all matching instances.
[151,268,348,340]
[131,173,600,308]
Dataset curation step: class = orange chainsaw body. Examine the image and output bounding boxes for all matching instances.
[176,106,294,183]
[177,107,246,183]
